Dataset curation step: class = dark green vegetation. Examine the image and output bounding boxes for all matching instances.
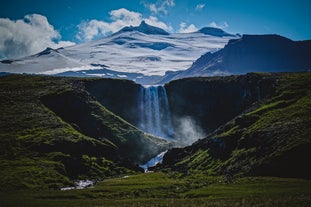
[0,75,168,190]
[0,72,310,206]
[161,72,311,179]
[1,173,310,207]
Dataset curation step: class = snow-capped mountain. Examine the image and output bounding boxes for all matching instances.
[173,34,311,79]
[0,21,237,84]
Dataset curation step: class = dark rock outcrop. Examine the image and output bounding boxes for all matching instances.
[85,78,142,127]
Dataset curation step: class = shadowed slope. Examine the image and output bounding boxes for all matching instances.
[0,75,168,190]
[160,72,311,179]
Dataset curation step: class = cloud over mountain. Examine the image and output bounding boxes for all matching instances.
[77,8,173,41]
[178,22,198,33]
[0,14,75,60]
[209,21,229,29]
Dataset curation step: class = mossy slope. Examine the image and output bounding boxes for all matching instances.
[0,75,168,190]
[161,72,311,178]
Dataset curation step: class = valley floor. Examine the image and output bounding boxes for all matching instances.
[1,172,311,207]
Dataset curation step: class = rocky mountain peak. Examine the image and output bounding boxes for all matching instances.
[116,20,169,35]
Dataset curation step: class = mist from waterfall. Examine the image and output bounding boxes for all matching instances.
[139,85,174,140]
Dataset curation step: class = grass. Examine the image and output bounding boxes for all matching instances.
[0,74,167,190]
[1,173,310,207]
[0,158,72,190]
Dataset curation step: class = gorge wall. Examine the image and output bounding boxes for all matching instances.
[165,73,276,137]
[85,78,142,126]
[85,74,276,144]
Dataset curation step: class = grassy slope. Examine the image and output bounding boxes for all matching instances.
[0,75,168,190]
[1,73,310,206]
[1,172,310,207]
[161,72,311,178]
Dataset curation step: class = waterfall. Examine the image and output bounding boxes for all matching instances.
[139,85,174,140]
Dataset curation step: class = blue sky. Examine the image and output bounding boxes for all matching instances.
[0,0,311,59]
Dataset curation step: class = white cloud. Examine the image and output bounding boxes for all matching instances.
[144,0,175,15]
[0,14,75,60]
[145,16,173,32]
[178,22,198,33]
[195,3,205,11]
[209,21,229,29]
[77,8,173,41]
[77,9,142,40]
[109,8,142,23]
[148,4,158,14]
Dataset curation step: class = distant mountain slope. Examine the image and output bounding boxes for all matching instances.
[159,72,311,179]
[0,75,169,190]
[0,21,236,84]
[173,35,311,79]
[0,47,84,74]
[197,27,236,37]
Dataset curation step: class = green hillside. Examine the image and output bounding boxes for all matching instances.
[0,75,168,190]
[161,72,311,179]
[0,72,310,206]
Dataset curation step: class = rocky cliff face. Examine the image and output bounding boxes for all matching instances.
[84,74,276,144]
[84,73,277,145]
[165,73,276,136]
[115,20,169,35]
[85,78,142,127]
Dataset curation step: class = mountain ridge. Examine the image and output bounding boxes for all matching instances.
[197,27,236,37]
[1,23,310,85]
[115,20,169,35]
[172,34,311,80]
[0,22,236,84]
